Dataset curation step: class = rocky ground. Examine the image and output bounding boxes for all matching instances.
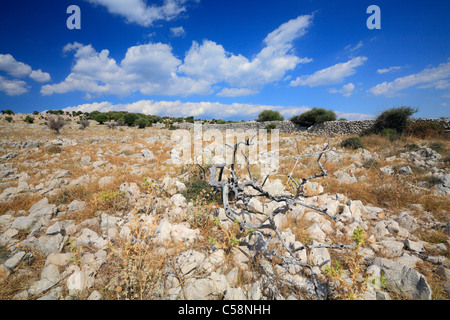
[0,114,449,300]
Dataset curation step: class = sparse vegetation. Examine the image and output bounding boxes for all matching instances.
[364,106,418,136]
[257,109,284,122]
[47,115,66,134]
[341,136,364,149]
[0,111,448,301]
[24,116,34,124]
[290,107,337,127]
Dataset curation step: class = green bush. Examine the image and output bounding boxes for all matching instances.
[370,106,418,135]
[257,110,284,122]
[5,116,13,122]
[290,107,337,127]
[380,128,399,141]
[405,121,447,139]
[428,142,447,155]
[24,116,34,123]
[124,113,139,126]
[94,113,108,124]
[341,137,364,149]
[182,178,219,204]
[136,117,149,129]
[265,123,277,133]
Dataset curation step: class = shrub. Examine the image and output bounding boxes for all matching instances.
[33,111,39,115]
[185,116,195,124]
[257,110,284,122]
[94,113,108,124]
[428,142,447,155]
[5,116,13,122]
[405,121,447,139]
[124,113,139,126]
[290,107,337,127]
[24,116,34,124]
[380,128,399,141]
[77,119,90,130]
[136,117,149,129]
[341,136,364,149]
[182,177,220,204]
[265,123,277,133]
[370,106,418,135]
[47,116,66,134]
[1,109,15,115]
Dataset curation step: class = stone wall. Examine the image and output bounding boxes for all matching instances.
[174,120,302,133]
[307,118,450,135]
[173,118,450,135]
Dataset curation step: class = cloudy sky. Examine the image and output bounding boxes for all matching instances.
[0,0,449,120]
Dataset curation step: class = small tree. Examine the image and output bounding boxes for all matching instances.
[47,116,66,134]
[124,113,139,127]
[136,117,149,129]
[1,109,15,115]
[94,113,108,124]
[24,116,34,124]
[33,111,39,115]
[290,108,337,127]
[370,106,418,135]
[257,110,284,122]
[78,119,90,130]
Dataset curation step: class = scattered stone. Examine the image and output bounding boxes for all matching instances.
[371,257,432,300]
[404,239,425,253]
[119,182,141,199]
[11,216,40,232]
[396,212,419,232]
[141,149,156,160]
[80,156,91,164]
[28,198,56,218]
[67,200,86,212]
[98,176,113,187]
[66,269,95,295]
[28,264,61,296]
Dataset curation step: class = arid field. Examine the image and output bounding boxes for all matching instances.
[0,114,449,300]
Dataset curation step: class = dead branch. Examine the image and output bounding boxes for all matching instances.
[208,135,353,299]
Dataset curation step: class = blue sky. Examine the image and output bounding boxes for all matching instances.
[0,0,449,120]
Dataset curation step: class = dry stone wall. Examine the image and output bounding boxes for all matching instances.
[174,118,450,135]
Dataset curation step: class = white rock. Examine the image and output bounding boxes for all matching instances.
[119,182,141,198]
[306,223,326,242]
[98,176,113,187]
[28,264,61,296]
[67,200,86,212]
[141,149,156,160]
[170,193,187,208]
[66,270,95,295]
[80,156,91,164]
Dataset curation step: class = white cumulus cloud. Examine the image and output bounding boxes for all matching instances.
[0,75,29,96]
[290,56,367,87]
[0,54,51,95]
[60,99,312,120]
[84,0,193,27]
[329,83,355,97]
[30,69,51,83]
[377,66,402,74]
[42,14,314,98]
[369,60,450,96]
[170,26,186,37]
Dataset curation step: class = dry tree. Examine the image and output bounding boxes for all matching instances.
[47,115,66,134]
[205,134,353,299]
